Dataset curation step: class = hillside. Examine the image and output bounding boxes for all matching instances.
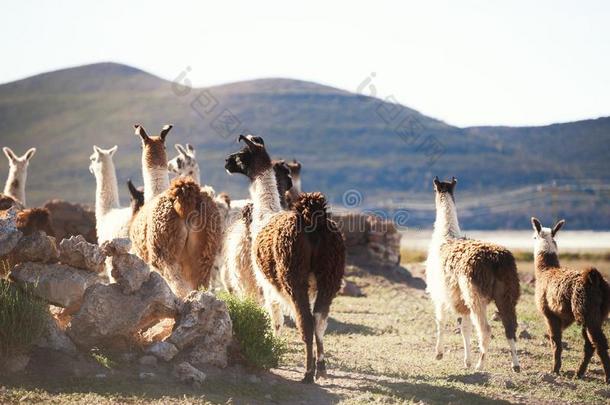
[0,63,608,229]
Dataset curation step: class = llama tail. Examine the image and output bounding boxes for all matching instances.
[126,179,145,215]
[168,178,202,220]
[292,192,329,233]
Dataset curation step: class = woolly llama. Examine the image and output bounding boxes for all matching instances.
[225,135,345,383]
[426,177,520,372]
[220,158,293,300]
[531,217,610,382]
[129,124,222,297]
[3,147,36,206]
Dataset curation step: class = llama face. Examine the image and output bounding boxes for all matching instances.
[531,217,565,254]
[168,144,198,178]
[225,135,272,180]
[89,145,117,176]
[287,160,302,178]
[135,124,172,168]
[3,147,36,172]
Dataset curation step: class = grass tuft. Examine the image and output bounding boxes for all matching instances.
[218,292,286,369]
[0,278,48,355]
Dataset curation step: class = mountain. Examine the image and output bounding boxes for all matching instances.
[0,63,608,229]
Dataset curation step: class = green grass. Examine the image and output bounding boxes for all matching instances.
[219,292,287,369]
[0,278,48,356]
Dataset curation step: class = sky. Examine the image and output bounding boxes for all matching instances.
[2,0,609,127]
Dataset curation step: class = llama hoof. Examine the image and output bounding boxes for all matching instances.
[464,362,471,369]
[435,353,443,360]
[301,372,315,384]
[512,365,521,373]
[315,361,328,379]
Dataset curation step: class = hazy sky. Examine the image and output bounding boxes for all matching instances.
[2,0,609,127]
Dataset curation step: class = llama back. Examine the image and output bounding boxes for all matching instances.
[440,238,520,302]
[574,267,610,324]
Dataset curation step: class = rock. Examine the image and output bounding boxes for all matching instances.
[146,341,179,362]
[519,329,533,340]
[43,200,96,244]
[110,251,150,294]
[142,318,175,343]
[491,311,501,322]
[0,208,22,256]
[173,362,206,388]
[139,355,158,367]
[10,262,101,309]
[504,379,516,389]
[67,272,179,351]
[340,279,364,297]
[0,353,30,375]
[168,291,232,368]
[540,373,557,383]
[10,231,58,263]
[35,315,78,356]
[59,235,106,273]
[100,238,132,256]
[139,372,156,380]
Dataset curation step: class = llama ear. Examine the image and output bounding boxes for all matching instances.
[185,144,195,156]
[93,145,102,155]
[134,124,149,142]
[451,177,457,186]
[551,219,565,237]
[3,147,17,162]
[159,124,173,141]
[433,176,441,190]
[531,217,542,233]
[108,145,118,156]
[175,144,187,156]
[24,148,36,161]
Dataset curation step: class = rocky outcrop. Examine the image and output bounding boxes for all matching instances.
[9,231,58,264]
[67,272,179,351]
[102,239,150,294]
[0,208,22,256]
[59,235,105,273]
[166,291,232,368]
[173,362,206,387]
[10,262,100,309]
[43,199,96,244]
[35,315,78,356]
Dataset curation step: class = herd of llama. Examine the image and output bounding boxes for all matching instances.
[2,128,610,384]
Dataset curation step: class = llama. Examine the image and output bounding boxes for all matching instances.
[285,159,302,207]
[168,143,200,184]
[129,125,222,297]
[0,193,54,237]
[126,179,144,215]
[531,217,610,382]
[426,177,520,372]
[3,147,36,206]
[219,159,293,300]
[136,124,172,202]
[225,135,345,383]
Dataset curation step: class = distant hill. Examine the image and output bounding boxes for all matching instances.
[0,62,608,229]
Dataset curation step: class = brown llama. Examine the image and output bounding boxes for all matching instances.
[0,193,54,237]
[531,217,610,383]
[129,124,222,297]
[225,135,345,383]
[427,177,521,371]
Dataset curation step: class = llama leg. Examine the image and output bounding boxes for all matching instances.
[313,293,333,379]
[577,326,594,379]
[459,315,473,368]
[292,290,315,384]
[545,314,563,374]
[586,326,610,383]
[470,301,491,371]
[434,304,446,360]
[495,295,520,372]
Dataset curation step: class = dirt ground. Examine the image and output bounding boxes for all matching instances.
[2,259,610,404]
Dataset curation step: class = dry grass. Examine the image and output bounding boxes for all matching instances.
[2,258,610,404]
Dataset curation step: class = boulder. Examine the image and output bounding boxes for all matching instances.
[67,272,179,351]
[146,341,179,362]
[100,238,132,256]
[0,208,22,256]
[340,279,364,297]
[110,252,150,294]
[10,262,101,309]
[168,291,232,368]
[59,235,106,273]
[43,200,96,244]
[10,231,58,264]
[173,362,206,388]
[35,315,78,356]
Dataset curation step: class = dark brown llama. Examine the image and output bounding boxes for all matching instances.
[531,217,610,383]
[225,135,345,383]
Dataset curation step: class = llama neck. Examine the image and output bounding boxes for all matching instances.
[95,162,120,216]
[191,167,201,185]
[249,168,282,224]
[432,194,461,241]
[143,164,169,202]
[3,166,27,206]
[292,175,302,194]
[534,251,560,273]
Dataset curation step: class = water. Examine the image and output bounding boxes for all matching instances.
[401,230,610,252]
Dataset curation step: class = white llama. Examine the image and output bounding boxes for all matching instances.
[3,147,36,206]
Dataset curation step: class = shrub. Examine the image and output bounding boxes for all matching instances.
[219,292,286,369]
[0,278,48,355]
